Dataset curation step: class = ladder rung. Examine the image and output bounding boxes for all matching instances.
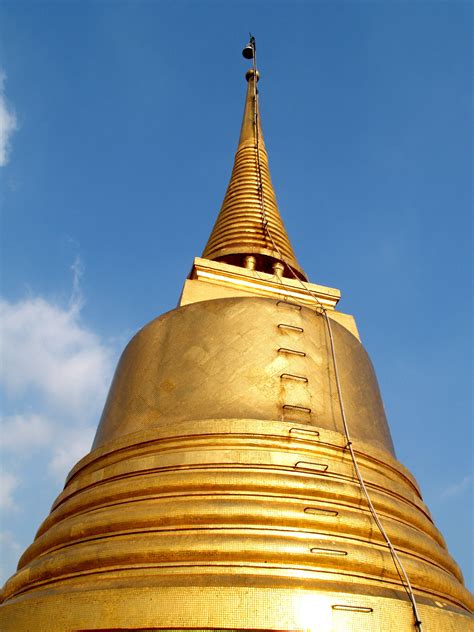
[278,323,304,332]
[276,300,301,310]
[332,605,373,613]
[294,461,328,472]
[304,507,338,516]
[283,404,311,413]
[278,347,305,357]
[289,427,319,438]
[311,547,347,556]
[280,373,308,382]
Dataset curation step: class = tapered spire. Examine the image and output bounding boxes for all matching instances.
[202,67,307,281]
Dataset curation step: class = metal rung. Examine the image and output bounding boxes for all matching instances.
[276,300,301,310]
[278,347,306,357]
[311,547,347,556]
[280,373,308,383]
[304,507,338,516]
[278,323,304,332]
[283,404,311,413]
[332,605,373,613]
[294,461,328,472]
[289,427,319,437]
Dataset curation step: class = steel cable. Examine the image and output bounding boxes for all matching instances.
[247,37,423,631]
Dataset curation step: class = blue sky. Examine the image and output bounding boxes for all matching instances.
[0,1,472,592]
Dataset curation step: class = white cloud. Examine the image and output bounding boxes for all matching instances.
[0,294,112,421]
[0,258,121,585]
[69,256,85,312]
[0,472,19,510]
[0,70,18,167]
[441,475,473,500]
[0,413,53,453]
[0,258,118,511]
[0,531,22,584]
[48,424,97,481]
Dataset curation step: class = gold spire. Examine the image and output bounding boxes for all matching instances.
[202,68,307,281]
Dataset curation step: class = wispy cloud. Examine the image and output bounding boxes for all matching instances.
[0,413,53,453]
[69,255,85,313]
[440,475,473,500]
[0,69,18,167]
[0,263,112,422]
[0,472,19,510]
[0,531,22,584]
[48,424,97,480]
[0,258,117,510]
[0,258,120,584]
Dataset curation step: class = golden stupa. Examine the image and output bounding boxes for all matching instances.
[1,41,472,632]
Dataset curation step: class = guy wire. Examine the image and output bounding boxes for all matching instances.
[251,45,282,263]
[248,38,423,631]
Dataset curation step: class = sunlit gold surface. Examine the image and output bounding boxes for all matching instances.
[1,297,472,629]
[180,256,361,340]
[1,62,472,632]
[1,414,473,629]
[183,256,341,308]
[93,297,392,454]
[202,69,307,280]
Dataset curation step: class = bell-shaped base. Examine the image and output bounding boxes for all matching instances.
[1,419,472,631]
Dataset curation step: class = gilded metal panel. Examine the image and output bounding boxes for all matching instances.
[92,297,394,455]
[1,416,472,629]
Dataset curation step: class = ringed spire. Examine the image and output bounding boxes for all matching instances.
[202,46,307,281]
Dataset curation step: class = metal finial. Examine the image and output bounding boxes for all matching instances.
[242,34,256,59]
